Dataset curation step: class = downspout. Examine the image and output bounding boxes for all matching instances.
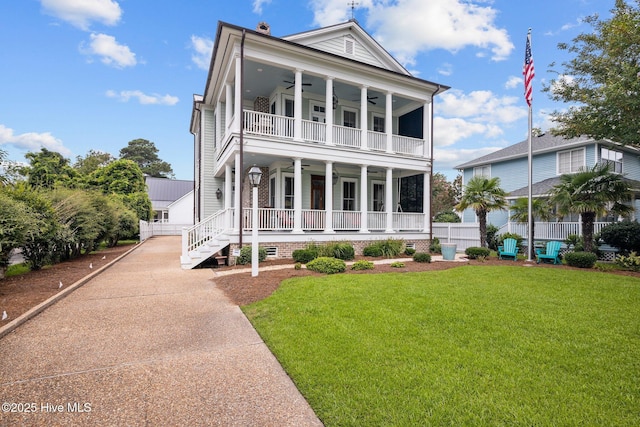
[429,85,444,243]
[239,29,246,248]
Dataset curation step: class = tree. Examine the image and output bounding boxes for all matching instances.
[545,0,640,146]
[549,163,633,252]
[431,172,458,218]
[119,138,174,178]
[509,197,556,244]
[0,191,36,278]
[24,148,81,189]
[74,150,115,176]
[455,176,507,248]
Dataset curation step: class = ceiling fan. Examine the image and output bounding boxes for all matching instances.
[352,95,378,105]
[283,80,312,90]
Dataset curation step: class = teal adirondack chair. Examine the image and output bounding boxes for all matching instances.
[536,241,562,264]
[498,238,518,260]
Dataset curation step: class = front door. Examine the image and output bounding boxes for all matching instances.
[311,175,325,210]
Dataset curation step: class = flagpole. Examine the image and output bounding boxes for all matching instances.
[527,103,533,261]
[525,28,534,262]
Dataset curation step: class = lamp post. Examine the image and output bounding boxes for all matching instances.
[248,165,262,277]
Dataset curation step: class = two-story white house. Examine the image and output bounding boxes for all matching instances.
[182,20,449,269]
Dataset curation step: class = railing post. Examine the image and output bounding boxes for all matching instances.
[181,227,189,259]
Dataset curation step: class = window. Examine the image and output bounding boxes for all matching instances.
[284,98,294,117]
[373,182,385,211]
[284,176,294,209]
[311,103,326,123]
[558,148,585,174]
[373,115,385,133]
[342,180,356,211]
[269,176,276,207]
[600,147,623,173]
[343,109,357,128]
[473,165,490,177]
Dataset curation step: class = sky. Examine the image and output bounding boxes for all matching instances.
[0,0,616,181]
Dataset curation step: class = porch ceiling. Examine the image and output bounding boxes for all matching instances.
[243,60,415,111]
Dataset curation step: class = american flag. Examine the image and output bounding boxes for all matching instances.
[523,30,534,107]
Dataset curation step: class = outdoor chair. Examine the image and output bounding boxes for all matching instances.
[536,240,562,265]
[498,238,518,260]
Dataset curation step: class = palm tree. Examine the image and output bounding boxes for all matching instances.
[455,176,507,248]
[509,197,555,245]
[549,163,633,252]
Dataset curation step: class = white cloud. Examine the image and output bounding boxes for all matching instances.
[253,0,272,14]
[190,35,214,70]
[106,90,179,105]
[311,0,514,66]
[433,146,502,173]
[505,76,521,89]
[437,89,527,124]
[80,33,136,68]
[437,63,453,76]
[550,74,576,95]
[0,125,72,156]
[40,0,122,30]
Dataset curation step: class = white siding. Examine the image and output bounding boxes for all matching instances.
[202,108,218,217]
[307,36,387,69]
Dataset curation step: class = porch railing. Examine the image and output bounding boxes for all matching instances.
[241,110,426,157]
[182,209,230,256]
[393,212,424,230]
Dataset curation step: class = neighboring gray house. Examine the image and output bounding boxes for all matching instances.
[455,134,640,239]
[145,177,194,225]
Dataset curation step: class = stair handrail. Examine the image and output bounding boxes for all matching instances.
[182,209,230,258]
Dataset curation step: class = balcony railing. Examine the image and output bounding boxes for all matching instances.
[242,111,424,156]
[502,222,612,240]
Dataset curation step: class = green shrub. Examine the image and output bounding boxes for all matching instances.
[320,242,355,260]
[564,251,597,269]
[429,237,441,254]
[413,252,432,263]
[600,221,640,255]
[373,238,404,257]
[292,249,317,264]
[236,245,267,265]
[390,261,405,268]
[351,260,374,270]
[433,211,461,223]
[404,247,416,256]
[498,232,524,249]
[363,244,384,257]
[465,247,490,259]
[616,251,640,271]
[306,257,346,274]
[294,262,302,270]
[486,224,500,251]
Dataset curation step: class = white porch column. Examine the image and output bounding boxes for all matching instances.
[325,77,334,145]
[233,153,241,232]
[325,161,334,233]
[215,101,222,145]
[294,69,303,141]
[225,83,233,133]
[423,171,430,233]
[360,86,368,150]
[385,167,394,232]
[423,100,432,158]
[224,164,233,210]
[385,92,393,153]
[293,158,303,233]
[233,57,242,133]
[360,165,369,233]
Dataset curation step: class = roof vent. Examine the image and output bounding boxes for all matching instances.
[256,22,271,35]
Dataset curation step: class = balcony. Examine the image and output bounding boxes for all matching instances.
[242,111,425,157]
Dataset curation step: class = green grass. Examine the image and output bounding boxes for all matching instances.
[5,263,30,277]
[244,266,640,426]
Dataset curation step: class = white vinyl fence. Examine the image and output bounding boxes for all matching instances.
[140,221,191,242]
[432,223,480,251]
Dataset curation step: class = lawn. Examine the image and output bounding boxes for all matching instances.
[243,265,640,426]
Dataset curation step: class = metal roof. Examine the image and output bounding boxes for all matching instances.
[146,177,193,204]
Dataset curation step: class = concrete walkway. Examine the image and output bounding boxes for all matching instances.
[0,236,322,426]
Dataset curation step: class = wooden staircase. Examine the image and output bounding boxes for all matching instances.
[181,209,231,269]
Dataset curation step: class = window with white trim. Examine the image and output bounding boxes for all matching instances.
[600,147,623,173]
[558,148,585,174]
[473,165,490,177]
[343,108,357,128]
[283,175,294,209]
[373,115,385,132]
[342,179,357,211]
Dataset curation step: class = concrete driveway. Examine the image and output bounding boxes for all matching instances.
[0,236,322,426]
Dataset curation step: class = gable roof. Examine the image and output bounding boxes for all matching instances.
[146,177,194,209]
[508,176,640,198]
[282,20,409,75]
[455,134,592,170]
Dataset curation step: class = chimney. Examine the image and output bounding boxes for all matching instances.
[256,22,271,35]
